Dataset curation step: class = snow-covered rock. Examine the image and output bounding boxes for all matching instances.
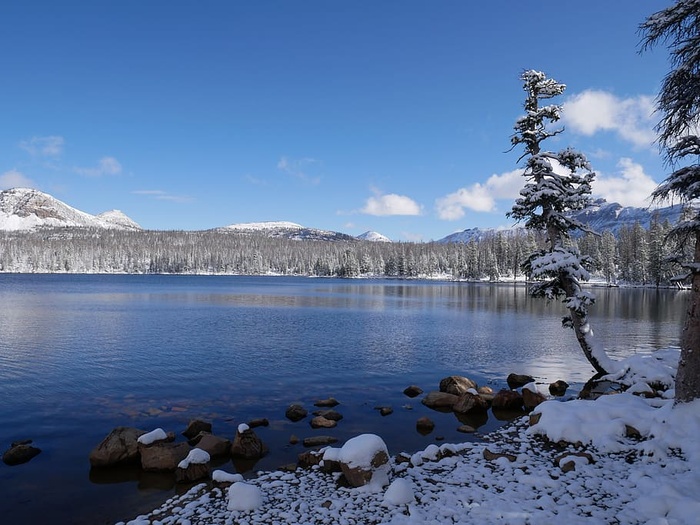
[338,434,390,489]
[227,482,263,511]
[382,478,414,506]
[137,428,168,446]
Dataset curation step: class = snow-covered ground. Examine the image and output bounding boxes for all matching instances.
[119,349,699,525]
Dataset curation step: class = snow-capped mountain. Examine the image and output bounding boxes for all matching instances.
[0,188,141,231]
[217,221,356,242]
[569,199,683,235]
[438,199,685,243]
[357,231,391,242]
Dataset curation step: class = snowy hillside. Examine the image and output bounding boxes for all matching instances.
[357,231,391,242]
[217,221,356,242]
[0,188,141,231]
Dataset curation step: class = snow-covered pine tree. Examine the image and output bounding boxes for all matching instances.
[507,70,615,376]
[641,0,700,403]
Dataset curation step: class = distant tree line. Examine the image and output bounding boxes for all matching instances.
[0,219,686,286]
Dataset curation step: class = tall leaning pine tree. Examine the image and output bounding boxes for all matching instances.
[508,70,615,376]
[641,0,700,403]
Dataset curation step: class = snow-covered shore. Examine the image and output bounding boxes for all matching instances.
[118,349,700,525]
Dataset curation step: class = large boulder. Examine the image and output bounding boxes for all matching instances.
[453,392,489,414]
[140,441,191,471]
[231,424,268,459]
[421,391,459,410]
[439,376,478,396]
[89,427,146,467]
[491,389,524,410]
[3,441,41,466]
[338,434,390,488]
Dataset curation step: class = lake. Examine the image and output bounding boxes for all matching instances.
[0,275,686,524]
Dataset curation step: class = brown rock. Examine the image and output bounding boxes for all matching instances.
[477,386,494,395]
[231,427,268,459]
[483,448,516,462]
[140,442,190,471]
[175,462,211,483]
[439,376,478,396]
[3,443,41,466]
[529,412,542,426]
[182,419,212,440]
[297,450,324,468]
[339,438,389,488]
[194,433,231,458]
[549,380,569,397]
[453,392,489,414]
[89,427,146,467]
[625,425,642,439]
[457,425,476,434]
[492,389,524,410]
[522,388,547,410]
[421,391,459,410]
[248,418,269,428]
[314,398,340,408]
[555,451,595,473]
[403,385,423,398]
[289,434,300,445]
[310,416,337,429]
[507,373,535,389]
[302,436,338,447]
[416,417,435,435]
[312,409,343,421]
[378,407,393,416]
[285,404,308,422]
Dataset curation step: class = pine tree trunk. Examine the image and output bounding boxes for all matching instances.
[562,274,612,376]
[676,231,700,403]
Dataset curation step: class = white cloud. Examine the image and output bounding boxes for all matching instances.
[0,169,36,190]
[277,156,322,185]
[361,190,422,216]
[132,189,193,203]
[19,135,64,157]
[563,90,656,148]
[435,169,523,221]
[75,156,123,177]
[592,158,658,208]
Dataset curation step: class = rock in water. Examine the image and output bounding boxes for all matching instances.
[89,427,146,467]
[3,442,41,466]
[439,376,478,396]
[231,425,268,459]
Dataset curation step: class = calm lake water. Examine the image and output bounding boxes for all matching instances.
[0,275,686,524]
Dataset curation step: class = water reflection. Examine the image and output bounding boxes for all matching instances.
[0,275,687,524]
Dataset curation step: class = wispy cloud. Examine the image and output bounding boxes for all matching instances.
[0,169,36,190]
[244,174,270,186]
[277,156,322,185]
[75,156,122,177]
[593,158,658,208]
[435,169,523,220]
[360,188,422,216]
[132,190,193,203]
[19,135,64,157]
[563,90,657,148]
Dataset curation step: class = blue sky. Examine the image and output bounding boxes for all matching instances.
[0,1,673,241]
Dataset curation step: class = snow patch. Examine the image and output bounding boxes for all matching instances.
[227,482,263,511]
[137,428,167,445]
